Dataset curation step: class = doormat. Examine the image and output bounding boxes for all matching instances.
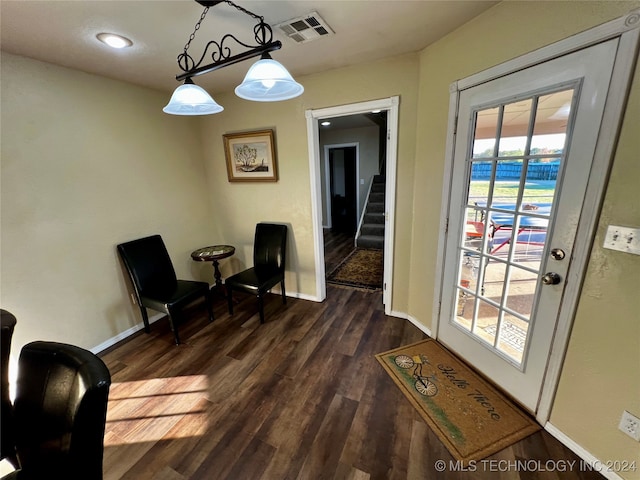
[375,338,540,463]
[326,248,382,291]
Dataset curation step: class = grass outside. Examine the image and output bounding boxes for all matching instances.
[469,180,556,205]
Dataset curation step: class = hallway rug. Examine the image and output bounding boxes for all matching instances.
[326,248,383,291]
[375,338,540,463]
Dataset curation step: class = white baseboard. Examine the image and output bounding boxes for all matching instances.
[91,312,163,355]
[388,309,408,319]
[407,313,432,338]
[92,290,320,354]
[270,288,322,303]
[386,310,433,338]
[291,292,322,302]
[544,422,624,480]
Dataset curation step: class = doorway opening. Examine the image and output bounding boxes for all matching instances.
[306,97,399,312]
[327,145,358,235]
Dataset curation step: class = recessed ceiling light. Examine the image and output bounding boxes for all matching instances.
[97,33,133,49]
[321,121,331,126]
[371,109,381,113]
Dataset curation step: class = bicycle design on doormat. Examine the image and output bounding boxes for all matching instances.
[394,354,439,397]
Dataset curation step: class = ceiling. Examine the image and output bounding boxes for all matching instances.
[0,0,498,96]
[475,88,574,139]
[320,111,385,131]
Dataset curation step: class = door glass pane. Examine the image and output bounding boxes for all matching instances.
[455,291,475,329]
[481,260,505,304]
[504,266,538,319]
[489,212,514,258]
[511,213,546,269]
[458,252,479,293]
[451,87,575,368]
[498,314,529,364]
[521,159,558,210]
[463,223,483,251]
[498,99,532,156]
[531,89,573,152]
[468,161,493,206]
[472,301,500,345]
[492,178,522,206]
[511,242,544,270]
[473,107,500,158]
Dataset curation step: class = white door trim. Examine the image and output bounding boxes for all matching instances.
[323,142,360,229]
[433,10,640,424]
[306,96,400,310]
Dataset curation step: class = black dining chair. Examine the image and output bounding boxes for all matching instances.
[117,234,213,345]
[11,341,112,480]
[226,223,287,324]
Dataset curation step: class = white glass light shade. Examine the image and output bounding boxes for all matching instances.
[163,80,224,115]
[235,58,304,102]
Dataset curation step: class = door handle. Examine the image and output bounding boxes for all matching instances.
[542,272,562,285]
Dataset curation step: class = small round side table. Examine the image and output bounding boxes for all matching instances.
[191,245,235,296]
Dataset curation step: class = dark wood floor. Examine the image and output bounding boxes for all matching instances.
[100,287,603,480]
[324,229,356,274]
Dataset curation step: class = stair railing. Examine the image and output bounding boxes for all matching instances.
[354,176,375,247]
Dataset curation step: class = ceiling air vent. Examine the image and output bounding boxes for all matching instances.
[275,12,334,44]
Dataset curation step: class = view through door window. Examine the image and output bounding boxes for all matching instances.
[454,88,575,366]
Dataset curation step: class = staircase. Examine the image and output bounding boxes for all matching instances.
[356,175,385,249]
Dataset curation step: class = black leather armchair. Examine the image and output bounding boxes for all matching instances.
[226,223,287,323]
[1,310,18,468]
[117,234,213,345]
[9,341,111,480]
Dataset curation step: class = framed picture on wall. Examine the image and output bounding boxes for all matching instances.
[223,129,278,182]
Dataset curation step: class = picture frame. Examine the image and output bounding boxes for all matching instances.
[223,129,278,182]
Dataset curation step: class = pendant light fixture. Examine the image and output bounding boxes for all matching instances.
[235,53,304,101]
[164,0,303,115]
[163,78,224,115]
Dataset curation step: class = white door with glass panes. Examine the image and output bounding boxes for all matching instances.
[437,39,619,413]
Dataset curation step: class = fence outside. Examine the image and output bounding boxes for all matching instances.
[472,162,560,181]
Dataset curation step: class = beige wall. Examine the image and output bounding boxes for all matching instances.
[197,53,419,308]
[0,51,419,348]
[551,57,640,478]
[1,53,217,355]
[408,1,640,476]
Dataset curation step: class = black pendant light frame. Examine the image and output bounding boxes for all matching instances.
[175,0,282,82]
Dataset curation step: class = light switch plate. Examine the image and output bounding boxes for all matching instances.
[603,225,640,255]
